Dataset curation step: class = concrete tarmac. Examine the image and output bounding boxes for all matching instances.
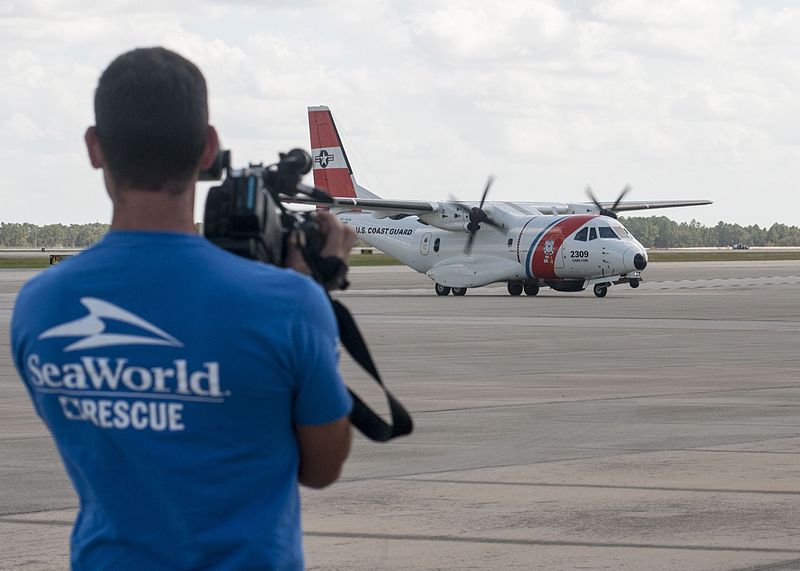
[2,261,800,570]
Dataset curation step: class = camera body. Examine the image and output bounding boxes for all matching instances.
[201,149,346,289]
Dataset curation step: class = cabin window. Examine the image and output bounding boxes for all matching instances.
[574,228,588,242]
[588,227,597,241]
[507,238,513,246]
[433,237,441,252]
[598,227,619,239]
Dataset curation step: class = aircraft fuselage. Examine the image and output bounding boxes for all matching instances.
[338,211,648,292]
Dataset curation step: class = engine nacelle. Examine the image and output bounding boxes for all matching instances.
[418,204,470,232]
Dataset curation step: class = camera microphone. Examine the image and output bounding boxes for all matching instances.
[279,148,312,175]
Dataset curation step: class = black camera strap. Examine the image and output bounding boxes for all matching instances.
[330,299,413,442]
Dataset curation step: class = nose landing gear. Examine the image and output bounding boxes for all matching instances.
[593,283,609,298]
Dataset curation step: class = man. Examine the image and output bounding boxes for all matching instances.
[10,47,355,570]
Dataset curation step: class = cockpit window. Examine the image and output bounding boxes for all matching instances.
[598,227,619,239]
[588,227,597,241]
[610,223,632,239]
[574,228,588,242]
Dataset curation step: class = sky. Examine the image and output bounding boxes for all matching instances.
[2,0,799,228]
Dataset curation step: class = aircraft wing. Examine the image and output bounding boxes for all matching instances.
[287,196,436,215]
[597,200,713,212]
[288,195,712,216]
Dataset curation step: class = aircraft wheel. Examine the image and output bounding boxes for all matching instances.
[524,284,539,296]
[507,282,523,296]
[451,287,467,296]
[593,284,608,298]
[435,283,451,296]
[629,278,640,289]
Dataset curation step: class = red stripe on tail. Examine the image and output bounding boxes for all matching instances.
[308,106,356,199]
[309,107,342,149]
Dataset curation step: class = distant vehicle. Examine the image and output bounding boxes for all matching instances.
[732,244,750,250]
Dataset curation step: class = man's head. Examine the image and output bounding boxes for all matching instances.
[87,47,216,194]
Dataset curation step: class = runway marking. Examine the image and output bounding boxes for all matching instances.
[304,531,800,554]
[641,275,800,290]
[339,275,800,296]
[394,478,800,496]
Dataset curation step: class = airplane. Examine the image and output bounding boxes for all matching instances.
[305,105,712,297]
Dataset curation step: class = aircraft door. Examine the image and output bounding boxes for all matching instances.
[556,236,566,269]
[420,232,432,255]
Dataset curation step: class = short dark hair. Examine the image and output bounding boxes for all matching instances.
[94,47,208,192]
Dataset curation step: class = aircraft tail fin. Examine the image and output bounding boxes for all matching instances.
[308,106,373,199]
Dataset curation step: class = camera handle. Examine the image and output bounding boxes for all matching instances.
[329,298,413,442]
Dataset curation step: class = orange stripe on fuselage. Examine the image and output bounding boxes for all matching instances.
[531,215,596,279]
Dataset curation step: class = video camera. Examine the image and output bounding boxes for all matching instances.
[200,148,347,290]
[200,146,412,442]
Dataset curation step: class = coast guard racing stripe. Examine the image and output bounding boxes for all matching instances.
[529,215,596,279]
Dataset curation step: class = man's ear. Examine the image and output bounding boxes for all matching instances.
[199,126,219,170]
[85,126,104,169]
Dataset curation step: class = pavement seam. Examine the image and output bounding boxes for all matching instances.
[0,517,72,527]
[303,531,800,554]
[390,478,800,496]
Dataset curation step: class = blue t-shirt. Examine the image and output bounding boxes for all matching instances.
[10,231,352,570]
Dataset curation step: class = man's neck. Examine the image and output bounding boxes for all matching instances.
[110,187,197,233]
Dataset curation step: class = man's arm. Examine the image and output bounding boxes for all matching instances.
[296,416,352,489]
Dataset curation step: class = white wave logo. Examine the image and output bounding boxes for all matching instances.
[38,297,183,352]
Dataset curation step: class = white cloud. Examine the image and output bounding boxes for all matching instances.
[0,1,799,227]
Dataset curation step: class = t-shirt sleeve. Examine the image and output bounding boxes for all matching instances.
[290,279,352,426]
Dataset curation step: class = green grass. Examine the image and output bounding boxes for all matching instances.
[647,251,800,262]
[347,253,403,266]
[0,257,50,269]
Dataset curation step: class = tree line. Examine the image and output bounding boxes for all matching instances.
[618,217,800,248]
[1,219,799,249]
[0,223,110,248]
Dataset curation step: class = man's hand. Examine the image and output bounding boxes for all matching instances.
[285,212,357,276]
[316,211,357,260]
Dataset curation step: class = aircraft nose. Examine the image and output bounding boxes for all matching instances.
[624,248,648,272]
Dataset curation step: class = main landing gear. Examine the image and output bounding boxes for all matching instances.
[435,283,468,296]
[508,282,539,296]
[507,282,523,296]
[629,278,640,289]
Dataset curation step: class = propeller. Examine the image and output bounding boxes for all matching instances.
[452,176,502,255]
[585,184,631,219]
